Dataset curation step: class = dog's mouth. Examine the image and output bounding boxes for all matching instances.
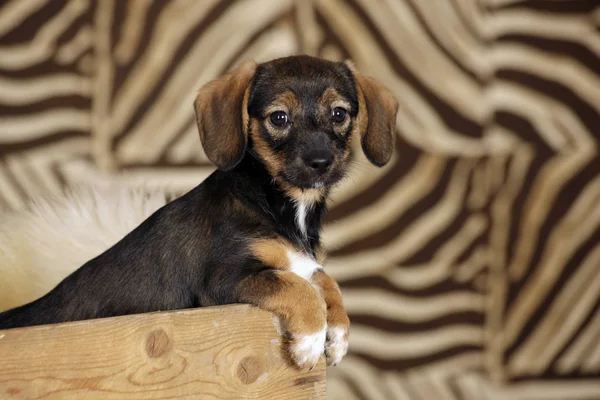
[278,168,345,190]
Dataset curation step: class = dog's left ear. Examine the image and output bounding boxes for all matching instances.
[194,60,258,170]
[345,61,398,167]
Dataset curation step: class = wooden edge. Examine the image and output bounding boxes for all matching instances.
[0,304,326,399]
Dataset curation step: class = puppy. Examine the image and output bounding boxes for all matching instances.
[0,55,398,369]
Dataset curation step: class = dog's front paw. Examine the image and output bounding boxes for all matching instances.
[325,325,349,366]
[289,327,326,370]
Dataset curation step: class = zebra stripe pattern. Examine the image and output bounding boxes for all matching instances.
[0,1,598,398]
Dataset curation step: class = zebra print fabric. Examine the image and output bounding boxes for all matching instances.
[0,0,598,398]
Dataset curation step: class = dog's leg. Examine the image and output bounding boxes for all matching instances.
[235,269,327,370]
[311,270,350,366]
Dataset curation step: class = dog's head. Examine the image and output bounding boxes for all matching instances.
[194,55,398,194]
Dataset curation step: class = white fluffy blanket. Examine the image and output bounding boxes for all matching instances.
[0,185,169,311]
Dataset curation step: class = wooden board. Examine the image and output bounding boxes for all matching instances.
[0,304,325,399]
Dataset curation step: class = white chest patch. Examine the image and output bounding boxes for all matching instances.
[295,202,309,237]
[287,250,323,282]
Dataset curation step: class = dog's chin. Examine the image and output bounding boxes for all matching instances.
[280,171,344,191]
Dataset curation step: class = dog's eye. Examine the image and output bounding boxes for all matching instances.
[331,107,347,124]
[269,111,289,127]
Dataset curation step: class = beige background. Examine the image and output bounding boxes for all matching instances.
[0,0,599,398]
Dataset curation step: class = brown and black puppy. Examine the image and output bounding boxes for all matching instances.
[0,55,398,369]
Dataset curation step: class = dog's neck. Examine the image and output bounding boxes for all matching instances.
[233,155,328,254]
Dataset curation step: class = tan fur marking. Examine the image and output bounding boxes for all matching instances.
[314,245,328,265]
[250,238,292,270]
[239,271,327,335]
[263,90,301,139]
[351,79,369,143]
[319,87,349,109]
[312,270,350,338]
[251,118,326,204]
[319,87,352,133]
[264,122,287,139]
[265,90,301,115]
[250,119,284,177]
[241,84,251,134]
[278,181,326,204]
[250,125,327,203]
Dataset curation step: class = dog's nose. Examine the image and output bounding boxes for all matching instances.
[304,154,333,173]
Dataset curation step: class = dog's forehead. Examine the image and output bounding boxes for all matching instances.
[262,55,341,79]
[251,56,356,104]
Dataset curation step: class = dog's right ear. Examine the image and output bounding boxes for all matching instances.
[194,60,258,170]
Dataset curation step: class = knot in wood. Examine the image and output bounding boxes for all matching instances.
[146,329,170,358]
[236,356,263,384]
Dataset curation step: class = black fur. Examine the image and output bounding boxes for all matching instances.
[0,156,326,329]
[0,55,361,330]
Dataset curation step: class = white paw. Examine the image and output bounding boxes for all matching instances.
[289,327,326,370]
[325,325,348,366]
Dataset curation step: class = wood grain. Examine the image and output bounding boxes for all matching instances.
[0,304,326,399]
